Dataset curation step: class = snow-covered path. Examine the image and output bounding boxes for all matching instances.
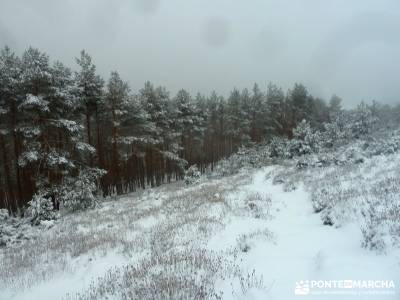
[213,168,400,299]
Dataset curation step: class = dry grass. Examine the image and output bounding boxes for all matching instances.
[0,170,270,299]
[67,250,240,300]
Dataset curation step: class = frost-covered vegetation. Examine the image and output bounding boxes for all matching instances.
[0,172,277,299]
[2,43,400,219]
[270,137,400,252]
[211,105,400,254]
[1,111,400,298]
[1,44,400,299]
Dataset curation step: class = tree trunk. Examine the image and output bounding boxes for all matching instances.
[0,134,15,211]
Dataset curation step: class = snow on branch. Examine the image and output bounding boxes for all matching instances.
[20,94,50,112]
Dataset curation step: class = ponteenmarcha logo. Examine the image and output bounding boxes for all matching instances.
[294,279,396,296]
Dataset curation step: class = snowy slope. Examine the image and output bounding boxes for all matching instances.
[1,166,399,299]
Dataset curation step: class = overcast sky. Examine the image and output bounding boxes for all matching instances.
[1,0,400,107]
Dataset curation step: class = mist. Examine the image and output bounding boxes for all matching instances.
[1,0,400,107]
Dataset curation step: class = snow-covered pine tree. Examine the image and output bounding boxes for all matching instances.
[307,97,329,130]
[117,94,151,190]
[18,47,54,201]
[289,83,308,126]
[248,83,267,143]
[50,60,105,211]
[350,102,378,137]
[193,93,210,170]
[266,83,287,137]
[290,119,322,156]
[323,111,351,148]
[103,71,130,194]
[0,46,23,211]
[197,91,226,167]
[226,88,251,153]
[139,81,185,186]
[74,50,104,167]
[328,94,343,121]
[173,89,204,166]
[18,48,103,214]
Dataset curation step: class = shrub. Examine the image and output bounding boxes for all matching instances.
[363,131,400,156]
[268,136,291,159]
[184,164,201,185]
[60,168,105,212]
[25,193,56,225]
[212,146,272,177]
[350,102,378,137]
[360,203,386,252]
[290,120,322,156]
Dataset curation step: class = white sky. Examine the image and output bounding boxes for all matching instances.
[1,0,400,107]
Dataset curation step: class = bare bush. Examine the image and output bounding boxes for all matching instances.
[67,250,240,300]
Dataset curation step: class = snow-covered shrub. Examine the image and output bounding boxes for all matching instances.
[236,270,267,297]
[25,193,56,225]
[342,146,365,164]
[69,250,240,300]
[360,202,386,252]
[235,229,273,254]
[363,131,400,157]
[60,168,105,212]
[361,221,386,252]
[311,188,331,213]
[322,112,353,148]
[268,121,323,160]
[237,234,251,252]
[350,102,378,138]
[290,120,322,156]
[296,153,337,169]
[212,146,271,177]
[243,192,271,219]
[184,164,201,185]
[320,207,335,226]
[268,136,291,159]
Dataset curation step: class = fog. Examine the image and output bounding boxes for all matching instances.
[1,0,400,107]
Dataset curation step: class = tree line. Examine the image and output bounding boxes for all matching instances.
[1,46,398,213]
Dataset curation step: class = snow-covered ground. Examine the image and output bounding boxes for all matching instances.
[214,168,400,299]
[1,163,399,299]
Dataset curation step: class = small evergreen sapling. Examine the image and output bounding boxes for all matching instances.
[290,120,322,156]
[184,165,201,185]
[26,193,57,225]
[60,168,106,212]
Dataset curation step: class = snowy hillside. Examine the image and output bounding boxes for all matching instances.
[1,142,400,299]
[2,2,400,299]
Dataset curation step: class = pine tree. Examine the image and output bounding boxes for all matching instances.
[18,48,101,211]
[200,91,225,167]
[75,50,104,167]
[0,46,23,210]
[307,97,329,130]
[104,71,130,194]
[173,89,204,165]
[328,94,342,121]
[139,81,184,186]
[289,83,308,125]
[351,102,377,137]
[266,83,286,136]
[226,88,250,152]
[249,83,267,142]
[118,94,151,190]
[18,47,53,200]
